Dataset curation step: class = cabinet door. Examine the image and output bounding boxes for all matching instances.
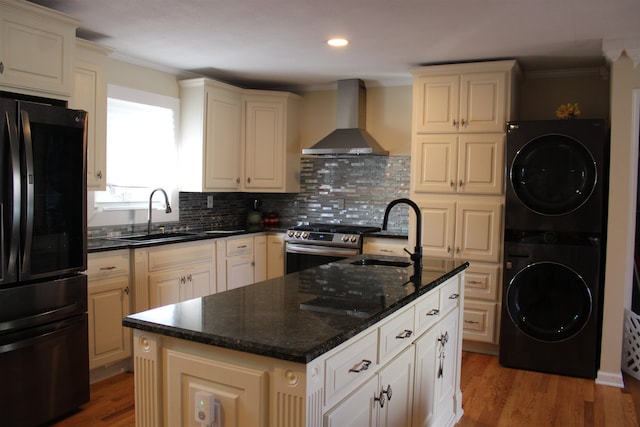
[244,99,284,190]
[459,72,506,133]
[455,201,502,263]
[413,74,459,133]
[457,134,505,194]
[0,4,75,96]
[412,134,458,193]
[227,255,254,290]
[324,374,378,427]
[412,324,439,427]
[266,234,284,279]
[184,263,214,301]
[148,269,182,308]
[432,310,459,427]
[254,235,267,283]
[204,85,242,190]
[72,62,107,190]
[88,276,131,369]
[378,347,414,427]
[419,200,456,259]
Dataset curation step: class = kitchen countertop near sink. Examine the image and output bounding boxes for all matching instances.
[87,227,286,253]
[123,254,468,363]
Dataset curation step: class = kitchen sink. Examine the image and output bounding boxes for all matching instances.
[111,231,200,242]
[203,229,245,235]
[351,259,412,268]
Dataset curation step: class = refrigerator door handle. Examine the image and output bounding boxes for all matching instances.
[20,109,34,276]
[5,110,20,280]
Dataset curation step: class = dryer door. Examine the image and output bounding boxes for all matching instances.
[509,135,597,215]
[506,261,592,342]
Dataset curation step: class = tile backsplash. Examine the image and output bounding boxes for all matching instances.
[89,155,411,237]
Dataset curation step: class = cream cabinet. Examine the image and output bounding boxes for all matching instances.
[179,78,300,193]
[412,61,517,134]
[133,240,216,312]
[179,78,243,191]
[418,198,502,263]
[216,234,267,291]
[0,0,79,97]
[243,90,301,192]
[71,40,111,190]
[266,233,285,279]
[363,236,409,257]
[412,133,505,195]
[87,250,132,370]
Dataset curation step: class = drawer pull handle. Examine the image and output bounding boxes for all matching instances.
[449,293,460,300]
[426,309,440,316]
[395,330,413,339]
[464,320,480,324]
[238,245,247,249]
[468,280,482,284]
[99,266,117,270]
[349,359,372,373]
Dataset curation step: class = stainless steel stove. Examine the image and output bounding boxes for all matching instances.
[285,223,381,273]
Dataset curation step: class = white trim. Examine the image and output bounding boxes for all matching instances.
[595,371,625,388]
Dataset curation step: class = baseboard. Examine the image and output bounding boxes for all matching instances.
[462,340,499,356]
[90,358,133,384]
[595,369,625,388]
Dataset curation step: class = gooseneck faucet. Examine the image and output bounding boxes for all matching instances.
[382,198,422,277]
[148,188,172,234]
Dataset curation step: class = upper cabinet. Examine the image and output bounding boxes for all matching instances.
[179,78,243,192]
[412,61,518,134]
[71,40,112,191]
[244,90,301,192]
[0,0,79,98]
[179,78,301,193]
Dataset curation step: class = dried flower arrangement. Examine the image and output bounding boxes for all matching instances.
[555,103,581,119]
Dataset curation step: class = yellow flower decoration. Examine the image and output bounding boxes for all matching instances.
[556,103,581,119]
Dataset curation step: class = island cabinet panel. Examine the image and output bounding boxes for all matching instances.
[165,349,267,427]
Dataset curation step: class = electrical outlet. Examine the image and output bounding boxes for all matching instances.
[207,195,213,209]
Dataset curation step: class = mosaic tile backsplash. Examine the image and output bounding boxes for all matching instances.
[89,156,411,237]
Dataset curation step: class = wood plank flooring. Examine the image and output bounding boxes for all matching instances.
[52,352,640,426]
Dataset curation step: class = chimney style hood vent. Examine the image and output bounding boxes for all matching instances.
[302,79,388,155]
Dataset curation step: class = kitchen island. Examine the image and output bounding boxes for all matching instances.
[124,254,468,427]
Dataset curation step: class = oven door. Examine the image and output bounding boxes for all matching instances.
[285,243,359,274]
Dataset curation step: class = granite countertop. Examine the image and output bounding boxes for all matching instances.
[123,254,468,364]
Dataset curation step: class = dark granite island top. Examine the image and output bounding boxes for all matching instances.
[123,254,469,364]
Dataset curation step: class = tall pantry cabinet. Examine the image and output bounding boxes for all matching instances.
[410,60,520,354]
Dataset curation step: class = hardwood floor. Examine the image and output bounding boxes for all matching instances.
[52,352,640,426]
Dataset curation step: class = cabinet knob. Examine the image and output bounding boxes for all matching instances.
[180,276,186,284]
[382,385,392,401]
[247,177,251,184]
[450,180,455,188]
[459,179,464,187]
[460,118,467,128]
[97,170,103,180]
[452,119,458,128]
[0,61,4,74]
[187,274,192,282]
[124,286,130,295]
[236,177,240,184]
[374,391,386,408]
[447,246,452,253]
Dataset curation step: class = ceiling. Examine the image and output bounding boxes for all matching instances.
[27,0,640,91]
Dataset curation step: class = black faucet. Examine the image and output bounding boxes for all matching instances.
[382,198,422,277]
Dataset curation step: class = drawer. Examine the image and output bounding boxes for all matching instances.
[414,290,441,335]
[378,307,414,363]
[463,300,497,344]
[464,263,501,301]
[324,330,377,406]
[225,237,253,257]
[87,250,129,277]
[439,276,461,315]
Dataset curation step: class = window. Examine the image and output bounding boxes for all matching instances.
[89,85,180,227]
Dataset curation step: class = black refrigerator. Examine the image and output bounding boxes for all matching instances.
[0,97,89,426]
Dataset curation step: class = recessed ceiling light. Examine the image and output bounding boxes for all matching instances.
[327,38,349,47]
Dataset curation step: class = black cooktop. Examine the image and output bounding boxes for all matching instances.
[289,223,381,234]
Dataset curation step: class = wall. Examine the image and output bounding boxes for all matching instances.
[599,54,640,387]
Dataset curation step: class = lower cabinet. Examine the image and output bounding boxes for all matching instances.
[324,346,414,427]
[266,233,285,279]
[87,250,132,370]
[216,234,268,291]
[133,240,216,311]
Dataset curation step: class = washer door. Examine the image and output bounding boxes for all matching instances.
[510,134,597,215]
[506,262,592,342]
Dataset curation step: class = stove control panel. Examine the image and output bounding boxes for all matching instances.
[285,230,362,247]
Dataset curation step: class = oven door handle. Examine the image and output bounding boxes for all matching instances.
[285,243,359,258]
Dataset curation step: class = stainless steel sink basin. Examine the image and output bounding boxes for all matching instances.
[351,259,412,268]
[112,231,199,242]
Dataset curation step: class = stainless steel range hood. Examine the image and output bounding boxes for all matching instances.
[302,79,388,155]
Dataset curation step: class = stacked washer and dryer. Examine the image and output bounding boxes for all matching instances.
[499,119,609,378]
